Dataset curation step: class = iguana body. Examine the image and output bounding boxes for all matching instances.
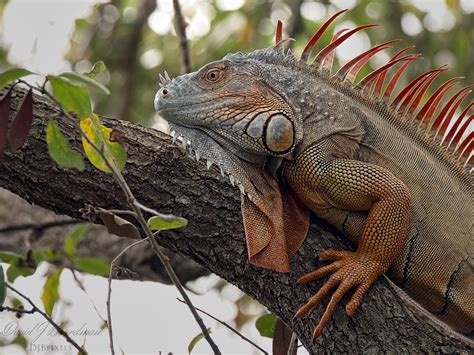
[155,11,473,338]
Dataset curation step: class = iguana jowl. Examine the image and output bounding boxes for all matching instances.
[155,10,473,338]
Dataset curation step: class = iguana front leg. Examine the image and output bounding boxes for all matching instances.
[283,142,411,338]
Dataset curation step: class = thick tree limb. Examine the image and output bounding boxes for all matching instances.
[0,88,472,352]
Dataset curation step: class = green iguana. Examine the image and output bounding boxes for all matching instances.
[154,10,473,338]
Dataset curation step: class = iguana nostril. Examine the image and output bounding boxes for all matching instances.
[161,88,169,96]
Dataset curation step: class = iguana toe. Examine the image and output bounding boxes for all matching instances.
[295,250,385,338]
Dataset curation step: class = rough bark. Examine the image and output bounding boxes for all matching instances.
[0,88,472,353]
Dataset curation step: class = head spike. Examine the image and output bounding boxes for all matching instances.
[312,24,377,67]
[159,73,166,85]
[416,77,462,126]
[321,29,348,72]
[276,38,296,47]
[335,39,399,83]
[275,20,283,45]
[300,9,348,62]
[357,54,419,89]
[443,102,473,145]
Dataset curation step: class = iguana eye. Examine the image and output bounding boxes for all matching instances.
[204,68,223,82]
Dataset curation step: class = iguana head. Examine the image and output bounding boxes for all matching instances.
[155,45,309,272]
[154,49,304,162]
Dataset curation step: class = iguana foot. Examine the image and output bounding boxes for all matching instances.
[294,248,384,338]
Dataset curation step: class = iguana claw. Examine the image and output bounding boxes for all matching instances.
[295,248,382,338]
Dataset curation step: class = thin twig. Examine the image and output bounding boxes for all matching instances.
[107,239,146,355]
[173,0,192,73]
[97,207,137,218]
[6,284,86,354]
[0,305,35,314]
[70,269,107,324]
[176,298,267,354]
[0,219,81,234]
[135,201,161,216]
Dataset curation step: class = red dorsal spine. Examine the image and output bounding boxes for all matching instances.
[312,24,377,67]
[336,40,399,83]
[300,9,348,62]
[274,12,472,168]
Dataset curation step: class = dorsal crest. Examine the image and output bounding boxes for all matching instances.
[275,11,472,171]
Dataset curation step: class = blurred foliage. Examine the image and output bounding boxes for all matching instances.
[59,0,474,125]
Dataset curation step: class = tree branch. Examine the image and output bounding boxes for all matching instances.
[0,88,472,352]
[0,219,80,234]
[176,298,267,354]
[173,0,192,73]
[117,0,157,121]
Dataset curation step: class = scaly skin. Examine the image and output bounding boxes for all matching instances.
[155,20,473,338]
[284,140,412,337]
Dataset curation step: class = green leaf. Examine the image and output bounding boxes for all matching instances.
[6,266,34,283]
[10,297,23,309]
[0,251,23,264]
[41,269,62,316]
[48,75,92,117]
[255,313,277,338]
[74,257,110,276]
[75,18,88,28]
[59,72,110,95]
[64,224,88,257]
[147,214,188,232]
[86,61,107,79]
[188,328,211,354]
[0,68,34,89]
[0,250,37,282]
[99,211,140,239]
[33,248,61,264]
[80,114,127,173]
[47,120,85,171]
[0,264,6,306]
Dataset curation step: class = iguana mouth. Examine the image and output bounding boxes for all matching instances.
[167,122,264,202]
[155,97,236,114]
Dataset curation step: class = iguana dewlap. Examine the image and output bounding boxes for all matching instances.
[155,10,473,338]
